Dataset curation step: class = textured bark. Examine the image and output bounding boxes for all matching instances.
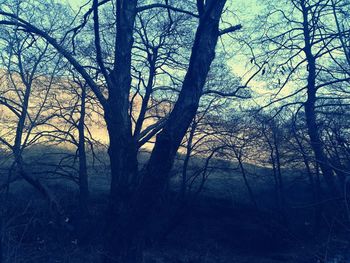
[102,1,139,262]
[103,1,228,262]
[136,0,226,218]
[142,0,227,198]
[106,0,138,204]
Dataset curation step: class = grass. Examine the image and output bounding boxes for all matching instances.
[0,146,349,262]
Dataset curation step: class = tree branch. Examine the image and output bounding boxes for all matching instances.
[219,24,242,36]
[137,4,199,18]
[93,0,111,84]
[0,11,107,107]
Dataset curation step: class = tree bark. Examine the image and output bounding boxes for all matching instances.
[103,1,228,262]
[102,2,140,262]
[137,0,227,222]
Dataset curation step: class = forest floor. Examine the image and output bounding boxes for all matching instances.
[1,151,350,262]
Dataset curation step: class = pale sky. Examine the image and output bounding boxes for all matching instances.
[63,0,262,16]
[63,0,88,10]
[61,0,267,98]
[61,0,267,101]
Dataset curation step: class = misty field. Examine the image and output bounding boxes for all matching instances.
[0,147,348,263]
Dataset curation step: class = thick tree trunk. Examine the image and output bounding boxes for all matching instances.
[104,108,139,263]
[304,94,338,194]
[106,0,138,203]
[0,212,2,263]
[102,1,140,262]
[103,1,228,262]
[135,0,226,223]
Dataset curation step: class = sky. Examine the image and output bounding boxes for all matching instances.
[61,0,270,103]
[63,0,262,16]
[63,0,88,10]
[61,0,267,99]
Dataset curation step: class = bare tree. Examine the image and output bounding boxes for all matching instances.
[0,24,64,219]
[248,0,350,196]
[0,0,242,261]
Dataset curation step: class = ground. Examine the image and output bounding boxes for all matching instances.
[0,151,350,262]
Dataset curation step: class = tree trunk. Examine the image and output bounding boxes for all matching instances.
[102,1,139,261]
[301,1,339,196]
[233,149,258,209]
[135,0,226,224]
[292,124,322,230]
[262,128,284,218]
[272,131,288,225]
[103,1,228,261]
[181,120,197,199]
[0,212,2,263]
[78,84,89,215]
[11,77,64,221]
[104,109,139,263]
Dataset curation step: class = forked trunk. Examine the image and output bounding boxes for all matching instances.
[103,1,228,262]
